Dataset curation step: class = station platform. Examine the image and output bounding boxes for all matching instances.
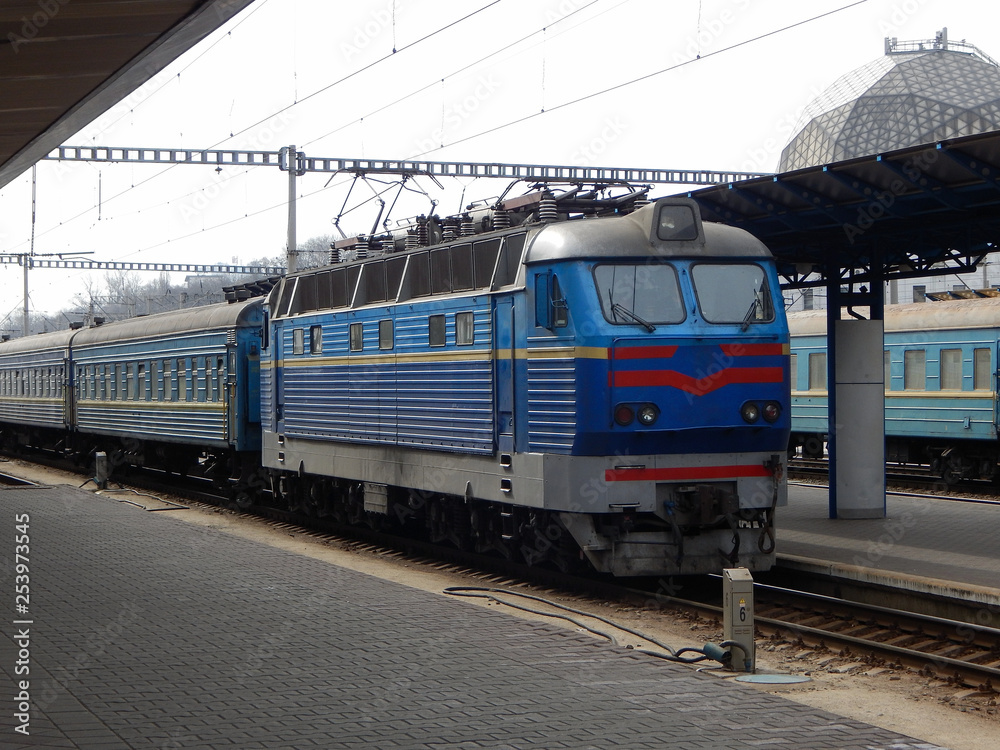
[779,483,1000,607]
[0,483,948,750]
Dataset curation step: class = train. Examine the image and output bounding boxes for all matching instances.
[0,191,790,576]
[789,297,1000,484]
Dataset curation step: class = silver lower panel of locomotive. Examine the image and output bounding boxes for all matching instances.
[263,433,786,576]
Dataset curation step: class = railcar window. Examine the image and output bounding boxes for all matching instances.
[138,363,146,401]
[904,350,925,390]
[594,263,684,325]
[178,359,188,402]
[350,322,363,352]
[216,359,225,401]
[884,351,890,390]
[126,364,135,400]
[429,315,446,347]
[379,319,394,350]
[789,354,798,390]
[808,353,826,390]
[974,348,991,390]
[310,325,323,354]
[940,349,962,390]
[691,264,773,325]
[456,312,475,345]
[196,358,206,402]
[163,360,172,401]
[292,328,305,355]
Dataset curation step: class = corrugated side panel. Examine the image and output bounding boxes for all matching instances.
[281,310,495,454]
[0,398,65,429]
[76,403,228,445]
[526,352,576,452]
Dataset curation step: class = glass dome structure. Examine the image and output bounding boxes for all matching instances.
[779,30,1000,172]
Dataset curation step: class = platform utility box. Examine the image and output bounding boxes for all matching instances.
[723,568,755,672]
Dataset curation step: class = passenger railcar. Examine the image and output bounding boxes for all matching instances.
[263,195,790,575]
[0,329,75,440]
[789,298,1000,483]
[0,299,264,485]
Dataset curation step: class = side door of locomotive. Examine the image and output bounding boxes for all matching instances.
[494,295,515,454]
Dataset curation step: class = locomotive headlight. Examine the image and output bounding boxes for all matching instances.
[637,404,659,426]
[614,404,635,426]
[740,402,760,423]
[762,401,781,423]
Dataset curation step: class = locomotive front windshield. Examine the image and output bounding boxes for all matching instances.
[594,263,685,326]
[692,263,774,325]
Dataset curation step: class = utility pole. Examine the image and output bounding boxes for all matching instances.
[281,145,305,273]
[24,165,36,336]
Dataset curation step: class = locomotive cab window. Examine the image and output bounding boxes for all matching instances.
[692,264,773,325]
[535,272,568,329]
[594,263,684,326]
[292,328,305,356]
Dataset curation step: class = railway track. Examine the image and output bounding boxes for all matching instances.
[789,457,1000,496]
[11,454,999,692]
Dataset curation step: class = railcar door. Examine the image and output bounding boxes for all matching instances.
[495,296,515,454]
[227,348,237,443]
[994,342,1000,435]
[63,357,74,430]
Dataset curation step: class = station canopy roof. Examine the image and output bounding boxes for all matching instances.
[0,0,255,191]
[688,129,1000,289]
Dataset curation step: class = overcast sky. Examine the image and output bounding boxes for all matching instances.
[2,0,999,328]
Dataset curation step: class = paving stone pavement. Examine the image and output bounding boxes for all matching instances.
[0,484,951,749]
[781,484,1000,591]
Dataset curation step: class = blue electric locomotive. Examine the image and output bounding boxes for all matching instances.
[262,195,790,575]
[790,297,1000,483]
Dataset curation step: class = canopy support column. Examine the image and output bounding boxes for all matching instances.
[825,268,886,519]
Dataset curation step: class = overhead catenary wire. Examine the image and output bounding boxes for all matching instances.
[1,2,505,257]
[4,0,870,268]
[410,0,871,158]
